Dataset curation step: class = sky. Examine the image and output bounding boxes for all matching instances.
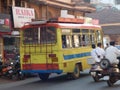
[100,0,114,4]
[99,0,120,10]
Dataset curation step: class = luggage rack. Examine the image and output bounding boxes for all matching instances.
[25,17,85,25]
[48,17,84,24]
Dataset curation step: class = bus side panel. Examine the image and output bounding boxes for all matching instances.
[58,48,91,73]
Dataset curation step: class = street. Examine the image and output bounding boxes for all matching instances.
[0,70,120,90]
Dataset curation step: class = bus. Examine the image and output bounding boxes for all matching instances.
[20,17,103,80]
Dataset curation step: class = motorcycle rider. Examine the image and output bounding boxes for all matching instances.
[95,43,105,63]
[105,41,120,69]
[91,44,97,63]
[91,43,105,63]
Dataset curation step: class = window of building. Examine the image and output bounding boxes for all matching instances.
[8,0,13,6]
[15,0,21,6]
[21,1,26,7]
[1,0,8,13]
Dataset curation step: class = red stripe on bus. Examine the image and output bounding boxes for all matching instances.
[22,64,59,70]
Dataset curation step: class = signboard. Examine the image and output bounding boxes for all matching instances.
[84,17,92,24]
[12,7,35,28]
[92,19,99,25]
[0,14,11,32]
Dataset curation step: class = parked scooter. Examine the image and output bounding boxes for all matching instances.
[11,60,24,80]
[100,58,120,87]
[0,61,14,79]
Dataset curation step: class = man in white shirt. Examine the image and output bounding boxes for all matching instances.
[91,44,97,62]
[105,41,120,67]
[95,43,105,62]
[91,43,105,63]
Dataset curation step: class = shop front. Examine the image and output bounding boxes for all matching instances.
[0,14,11,62]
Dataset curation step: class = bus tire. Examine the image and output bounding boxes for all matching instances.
[71,64,80,79]
[39,73,50,81]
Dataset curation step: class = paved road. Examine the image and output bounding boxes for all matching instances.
[0,78,14,84]
[0,71,120,90]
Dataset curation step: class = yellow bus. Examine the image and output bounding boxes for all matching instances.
[20,17,103,80]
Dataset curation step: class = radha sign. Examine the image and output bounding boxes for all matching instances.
[12,7,35,28]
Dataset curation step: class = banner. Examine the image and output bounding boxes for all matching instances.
[12,7,35,28]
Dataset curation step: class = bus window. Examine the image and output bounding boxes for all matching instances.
[90,30,95,44]
[40,27,56,44]
[23,28,38,44]
[72,29,80,33]
[62,29,71,34]
[79,35,82,46]
[72,35,80,47]
[23,26,56,44]
[81,29,90,46]
[96,30,102,43]
[90,34,95,44]
[81,34,90,46]
[62,35,67,48]
[62,35,72,48]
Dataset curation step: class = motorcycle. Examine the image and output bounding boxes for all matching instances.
[11,61,24,80]
[7,54,24,80]
[88,58,110,82]
[100,58,120,87]
[0,62,14,79]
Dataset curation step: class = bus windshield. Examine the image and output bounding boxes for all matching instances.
[23,26,56,44]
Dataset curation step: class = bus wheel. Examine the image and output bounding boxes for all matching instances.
[71,64,80,79]
[39,73,50,81]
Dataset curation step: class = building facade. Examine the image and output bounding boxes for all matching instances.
[0,0,96,61]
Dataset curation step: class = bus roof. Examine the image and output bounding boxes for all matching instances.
[22,22,101,30]
[57,23,101,28]
[22,17,101,30]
